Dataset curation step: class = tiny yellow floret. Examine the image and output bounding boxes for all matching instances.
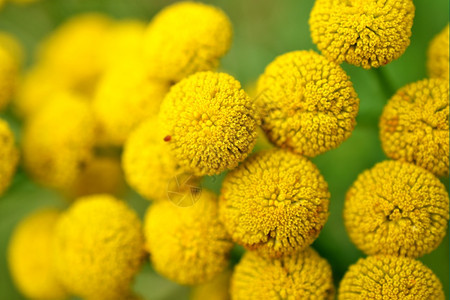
[427,24,449,80]
[344,160,449,258]
[379,78,449,177]
[0,119,19,196]
[309,0,415,68]
[219,149,330,258]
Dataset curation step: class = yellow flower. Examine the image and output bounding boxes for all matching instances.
[338,255,445,299]
[0,119,19,196]
[309,0,415,69]
[231,248,334,300]
[427,24,449,80]
[53,194,145,300]
[144,190,233,285]
[23,92,96,191]
[190,269,232,300]
[159,71,259,176]
[143,1,232,82]
[0,31,24,66]
[379,78,449,177]
[122,116,199,201]
[219,148,330,258]
[0,45,20,111]
[256,50,359,157]
[344,160,449,258]
[8,209,68,300]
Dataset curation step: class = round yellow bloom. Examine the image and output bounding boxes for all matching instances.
[144,190,233,285]
[190,270,232,300]
[232,248,334,300]
[427,24,449,80]
[257,50,359,157]
[8,209,68,300]
[219,149,330,258]
[159,71,259,176]
[309,0,415,69]
[379,78,449,177]
[93,62,170,145]
[53,194,145,300]
[143,1,232,82]
[0,119,19,196]
[23,93,96,191]
[344,160,449,258]
[0,45,20,111]
[338,255,444,299]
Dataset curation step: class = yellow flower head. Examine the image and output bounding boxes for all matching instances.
[23,92,96,191]
[0,45,20,111]
[8,209,68,300]
[0,119,19,196]
[344,160,449,258]
[338,255,445,299]
[309,0,415,68]
[144,190,233,285]
[143,1,232,82]
[123,117,199,201]
[379,78,449,177]
[427,24,449,80]
[93,62,170,145]
[159,71,259,176]
[232,248,334,300]
[53,194,145,300]
[0,31,24,66]
[257,50,359,157]
[190,269,232,300]
[219,148,330,258]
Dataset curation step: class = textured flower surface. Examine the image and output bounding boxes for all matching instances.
[427,24,449,80]
[8,209,68,300]
[53,195,145,300]
[309,0,415,68]
[0,119,18,196]
[344,160,449,258]
[144,190,233,285]
[143,1,232,82]
[159,71,259,176]
[219,149,329,258]
[379,78,449,177]
[338,255,445,300]
[232,248,334,300]
[256,50,359,157]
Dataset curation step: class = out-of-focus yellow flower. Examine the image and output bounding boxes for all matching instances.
[309,0,415,69]
[9,0,41,4]
[219,149,330,258]
[344,160,449,258]
[143,1,232,82]
[144,190,233,285]
[159,71,259,176]
[379,78,449,177]
[23,92,96,191]
[0,31,24,66]
[93,62,170,145]
[0,45,20,111]
[190,269,232,300]
[0,119,19,196]
[427,24,449,80]
[232,248,334,300]
[338,255,445,299]
[53,195,145,300]
[257,50,359,157]
[8,209,68,300]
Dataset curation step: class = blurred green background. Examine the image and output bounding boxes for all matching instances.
[0,0,448,299]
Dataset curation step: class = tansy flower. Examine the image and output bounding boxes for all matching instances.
[338,255,445,299]
[256,50,359,157]
[159,71,259,176]
[427,24,449,80]
[219,148,330,258]
[309,0,415,69]
[144,190,233,285]
[231,248,334,300]
[0,31,24,66]
[143,1,232,82]
[190,269,232,300]
[53,195,145,300]
[23,92,96,191]
[379,78,449,177]
[344,160,449,258]
[0,119,19,196]
[122,117,199,202]
[8,209,68,300]
[0,44,20,111]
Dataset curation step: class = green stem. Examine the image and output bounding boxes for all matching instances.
[372,68,396,100]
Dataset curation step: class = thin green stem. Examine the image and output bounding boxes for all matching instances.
[372,68,396,100]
